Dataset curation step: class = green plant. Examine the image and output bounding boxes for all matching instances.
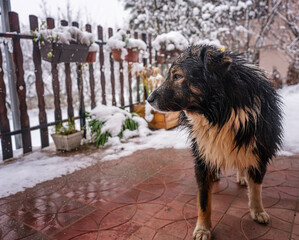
[88,111,139,147]
[55,118,77,135]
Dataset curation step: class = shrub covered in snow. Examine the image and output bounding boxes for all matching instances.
[88,105,150,147]
[152,31,188,52]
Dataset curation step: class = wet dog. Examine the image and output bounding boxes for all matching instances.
[147,45,283,240]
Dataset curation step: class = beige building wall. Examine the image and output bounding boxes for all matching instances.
[260,49,289,81]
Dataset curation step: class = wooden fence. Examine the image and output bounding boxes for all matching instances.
[0,11,156,161]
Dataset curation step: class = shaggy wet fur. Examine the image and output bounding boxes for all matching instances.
[147,45,283,240]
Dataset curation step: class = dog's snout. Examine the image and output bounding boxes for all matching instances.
[147,91,156,103]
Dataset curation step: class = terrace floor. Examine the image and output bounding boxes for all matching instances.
[0,147,298,240]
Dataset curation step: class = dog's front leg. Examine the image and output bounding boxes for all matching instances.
[247,167,270,224]
[193,159,213,240]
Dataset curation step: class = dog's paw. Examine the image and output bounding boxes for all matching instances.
[250,210,270,224]
[237,177,247,186]
[212,170,221,182]
[193,226,211,240]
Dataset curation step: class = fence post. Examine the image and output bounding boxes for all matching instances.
[29,15,49,148]
[1,1,22,149]
[119,58,125,106]
[97,25,106,105]
[47,17,62,122]
[108,27,116,106]
[134,32,140,103]
[126,30,133,111]
[141,33,148,100]
[148,33,152,65]
[85,23,96,109]
[0,47,13,160]
[72,21,86,138]
[8,11,32,154]
[60,20,74,119]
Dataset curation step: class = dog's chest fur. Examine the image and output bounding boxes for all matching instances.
[185,110,259,170]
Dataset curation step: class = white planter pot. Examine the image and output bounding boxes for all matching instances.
[51,131,83,151]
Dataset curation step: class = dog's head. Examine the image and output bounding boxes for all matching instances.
[147,45,233,114]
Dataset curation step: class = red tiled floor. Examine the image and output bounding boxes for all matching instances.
[0,148,298,240]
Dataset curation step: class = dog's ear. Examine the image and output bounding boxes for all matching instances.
[201,47,232,74]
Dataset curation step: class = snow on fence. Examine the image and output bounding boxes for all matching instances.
[0,11,158,161]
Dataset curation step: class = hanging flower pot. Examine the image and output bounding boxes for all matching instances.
[153,31,188,64]
[85,43,99,63]
[125,49,139,62]
[86,51,97,63]
[156,54,166,64]
[32,25,95,64]
[107,30,146,63]
[112,48,140,63]
[111,49,122,62]
[40,42,89,64]
[156,49,183,64]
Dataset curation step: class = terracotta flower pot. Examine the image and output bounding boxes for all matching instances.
[156,49,182,64]
[40,41,89,63]
[133,104,180,130]
[112,48,140,62]
[86,51,97,63]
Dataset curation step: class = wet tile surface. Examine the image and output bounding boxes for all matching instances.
[0,148,298,239]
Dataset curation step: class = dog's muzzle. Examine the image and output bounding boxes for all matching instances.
[147,91,159,110]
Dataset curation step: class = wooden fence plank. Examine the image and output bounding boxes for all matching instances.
[97,25,106,105]
[148,33,152,65]
[60,20,74,119]
[128,64,133,112]
[126,30,133,111]
[72,21,86,137]
[134,32,140,103]
[9,11,32,154]
[47,17,62,122]
[29,15,49,148]
[119,61,125,106]
[141,33,148,100]
[86,23,96,109]
[0,47,13,160]
[108,28,116,106]
[65,63,73,119]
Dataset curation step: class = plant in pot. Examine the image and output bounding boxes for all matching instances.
[87,105,150,147]
[152,31,188,64]
[51,118,83,151]
[132,65,180,130]
[106,30,147,63]
[31,22,94,63]
[86,43,99,63]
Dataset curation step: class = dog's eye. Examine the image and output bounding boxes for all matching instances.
[173,74,183,81]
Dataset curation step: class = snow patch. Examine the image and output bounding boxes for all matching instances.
[152,31,189,52]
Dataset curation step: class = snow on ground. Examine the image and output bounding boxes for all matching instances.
[0,149,97,198]
[278,84,299,155]
[0,84,299,198]
[0,128,189,199]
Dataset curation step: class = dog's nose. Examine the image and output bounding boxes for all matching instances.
[147,92,156,103]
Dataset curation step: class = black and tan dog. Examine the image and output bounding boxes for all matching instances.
[147,45,283,240]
